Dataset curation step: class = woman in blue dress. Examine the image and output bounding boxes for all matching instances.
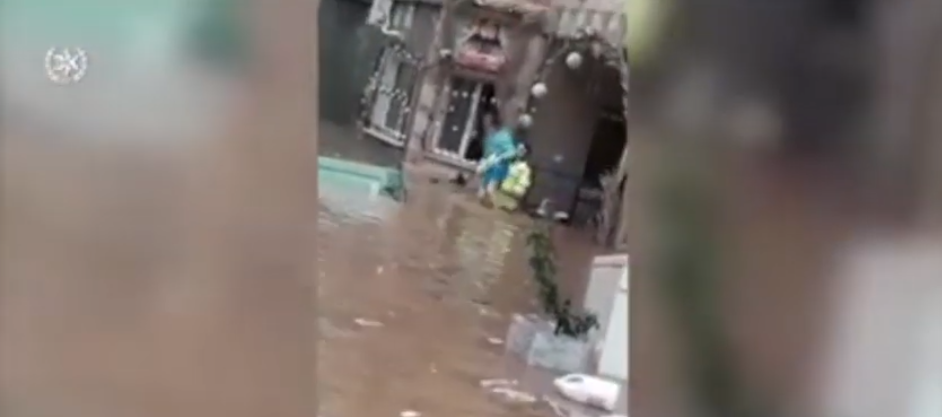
[477,119,521,203]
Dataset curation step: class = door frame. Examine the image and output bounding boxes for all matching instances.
[431,77,484,162]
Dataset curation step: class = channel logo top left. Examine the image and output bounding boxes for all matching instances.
[1,0,246,146]
[44,46,89,85]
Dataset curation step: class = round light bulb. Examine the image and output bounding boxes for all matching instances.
[518,113,533,128]
[565,52,583,69]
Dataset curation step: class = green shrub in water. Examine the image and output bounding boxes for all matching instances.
[526,220,599,339]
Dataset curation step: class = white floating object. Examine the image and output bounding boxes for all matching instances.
[490,387,537,403]
[486,337,504,345]
[480,379,534,403]
[400,411,420,417]
[480,378,518,388]
[354,318,384,327]
[553,374,620,412]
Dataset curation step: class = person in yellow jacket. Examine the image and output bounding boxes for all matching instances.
[491,143,532,212]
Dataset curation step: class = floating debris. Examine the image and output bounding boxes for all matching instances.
[472,297,492,306]
[319,318,357,339]
[354,318,384,327]
[480,378,536,404]
[477,306,501,318]
[480,378,518,388]
[491,387,537,403]
[486,337,504,345]
[400,410,421,417]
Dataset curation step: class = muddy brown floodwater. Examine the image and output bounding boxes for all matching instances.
[0,120,619,417]
[318,172,620,417]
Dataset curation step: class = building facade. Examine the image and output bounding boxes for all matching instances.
[361,0,629,225]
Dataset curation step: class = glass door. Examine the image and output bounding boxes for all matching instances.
[434,77,484,162]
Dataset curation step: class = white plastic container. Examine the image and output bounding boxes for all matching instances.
[553,373,621,412]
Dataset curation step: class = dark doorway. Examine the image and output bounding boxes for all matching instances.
[465,83,497,162]
[436,78,496,163]
[582,108,626,188]
[570,107,626,225]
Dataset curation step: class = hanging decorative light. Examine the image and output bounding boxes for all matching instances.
[530,82,548,99]
[565,51,583,70]
[518,113,533,128]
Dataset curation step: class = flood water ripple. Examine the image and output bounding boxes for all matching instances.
[317,182,606,417]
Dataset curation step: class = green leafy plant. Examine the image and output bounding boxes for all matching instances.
[526,220,600,339]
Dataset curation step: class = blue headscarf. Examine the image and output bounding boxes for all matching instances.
[484,127,516,161]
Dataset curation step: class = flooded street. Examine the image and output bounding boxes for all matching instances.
[319,127,619,417]
[0,120,619,417]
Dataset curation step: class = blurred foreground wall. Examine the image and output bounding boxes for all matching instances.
[628,0,942,416]
[0,2,320,416]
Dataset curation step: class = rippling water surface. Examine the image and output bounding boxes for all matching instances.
[0,116,613,417]
[316,158,615,417]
